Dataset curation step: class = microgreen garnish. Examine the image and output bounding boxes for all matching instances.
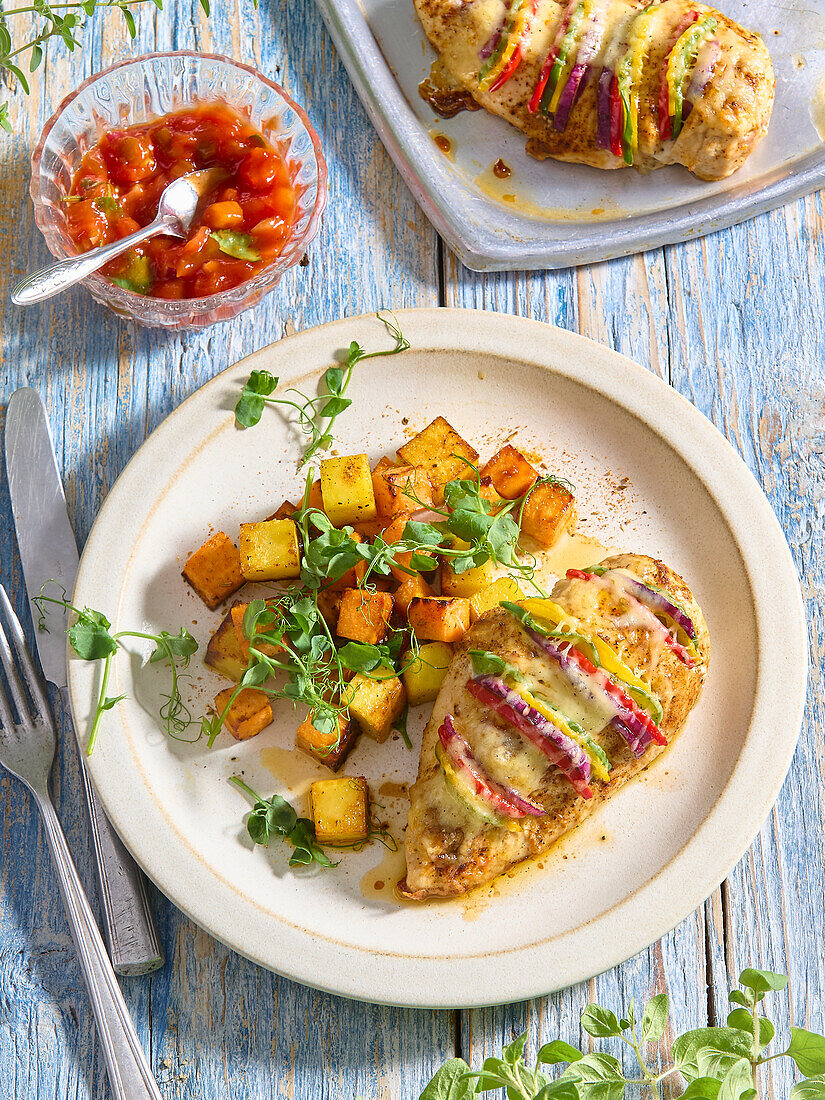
[34,585,198,754]
[420,969,825,1099]
[233,311,410,466]
[229,777,337,868]
[210,230,260,261]
[0,1,210,123]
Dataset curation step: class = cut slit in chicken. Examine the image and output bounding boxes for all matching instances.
[398,553,710,900]
[415,0,774,180]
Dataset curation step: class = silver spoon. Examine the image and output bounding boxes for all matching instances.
[12,168,221,306]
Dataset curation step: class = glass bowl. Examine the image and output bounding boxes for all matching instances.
[30,52,328,329]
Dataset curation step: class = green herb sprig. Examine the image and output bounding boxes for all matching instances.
[228,777,337,868]
[420,969,825,1100]
[35,586,198,754]
[234,311,410,465]
[0,0,210,131]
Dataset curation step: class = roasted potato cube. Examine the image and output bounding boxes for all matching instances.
[320,454,378,527]
[401,642,453,705]
[470,577,525,621]
[481,445,539,499]
[440,541,496,598]
[266,499,297,521]
[213,687,272,741]
[520,481,577,548]
[344,673,406,743]
[205,606,247,681]
[296,710,355,771]
[230,601,284,662]
[394,574,434,615]
[336,588,393,644]
[372,458,434,516]
[310,777,370,845]
[239,519,301,582]
[182,531,245,610]
[407,596,471,642]
[397,416,479,503]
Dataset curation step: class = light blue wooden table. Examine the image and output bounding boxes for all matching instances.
[0,2,821,1097]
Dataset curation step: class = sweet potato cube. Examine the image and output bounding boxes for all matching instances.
[310,777,370,845]
[316,588,343,627]
[320,454,378,527]
[470,577,525,621]
[213,687,273,741]
[336,589,393,644]
[205,606,247,682]
[296,710,355,771]
[407,596,471,643]
[351,518,386,540]
[182,531,245,610]
[397,417,479,503]
[520,481,577,548]
[344,673,406,743]
[231,601,283,662]
[372,458,434,516]
[266,499,297,521]
[308,479,324,511]
[239,519,301,582]
[381,512,415,582]
[401,642,453,705]
[394,574,434,615]
[481,445,539,500]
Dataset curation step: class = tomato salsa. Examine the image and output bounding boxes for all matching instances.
[65,103,298,299]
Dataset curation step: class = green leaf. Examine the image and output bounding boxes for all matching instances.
[537,1041,583,1066]
[534,1083,580,1100]
[561,1052,625,1100]
[338,642,385,673]
[68,613,118,660]
[418,1059,476,1100]
[729,990,755,1009]
[0,103,10,133]
[682,1078,722,1099]
[502,1033,528,1065]
[791,1077,825,1100]
[738,969,787,997]
[726,1009,774,1047]
[696,1048,749,1082]
[235,369,279,427]
[672,1029,754,1083]
[211,229,260,261]
[149,628,198,663]
[100,694,126,711]
[716,1058,755,1100]
[786,1028,825,1077]
[580,1004,622,1038]
[641,993,669,1042]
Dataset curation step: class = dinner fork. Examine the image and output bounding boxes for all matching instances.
[0,585,162,1100]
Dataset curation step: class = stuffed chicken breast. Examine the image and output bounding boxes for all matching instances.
[400,553,709,899]
[416,0,774,180]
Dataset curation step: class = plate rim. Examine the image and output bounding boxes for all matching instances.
[313,0,825,272]
[69,308,808,1007]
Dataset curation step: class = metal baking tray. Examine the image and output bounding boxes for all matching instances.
[314,0,825,271]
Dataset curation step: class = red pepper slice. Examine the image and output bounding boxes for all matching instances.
[529,46,557,112]
[609,74,624,158]
[466,679,594,798]
[489,44,525,91]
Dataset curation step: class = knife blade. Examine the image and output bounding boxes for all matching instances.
[5,388,164,976]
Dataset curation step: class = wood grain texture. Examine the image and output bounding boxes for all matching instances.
[0,0,821,1097]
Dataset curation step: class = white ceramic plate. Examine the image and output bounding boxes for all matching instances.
[70,309,806,1007]
[315,0,825,270]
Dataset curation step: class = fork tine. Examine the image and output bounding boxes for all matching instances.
[0,662,15,733]
[0,586,51,725]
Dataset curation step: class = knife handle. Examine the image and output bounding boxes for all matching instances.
[60,687,165,976]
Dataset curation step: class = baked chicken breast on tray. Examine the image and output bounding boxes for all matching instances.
[416,0,774,179]
[399,552,709,900]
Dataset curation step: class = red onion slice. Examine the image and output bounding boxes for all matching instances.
[440,715,546,817]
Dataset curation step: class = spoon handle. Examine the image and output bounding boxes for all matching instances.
[11,218,171,306]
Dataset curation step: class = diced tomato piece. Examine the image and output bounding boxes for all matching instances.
[238,147,283,189]
[67,201,109,250]
[153,280,186,299]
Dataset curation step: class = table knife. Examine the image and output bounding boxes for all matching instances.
[4,388,164,976]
